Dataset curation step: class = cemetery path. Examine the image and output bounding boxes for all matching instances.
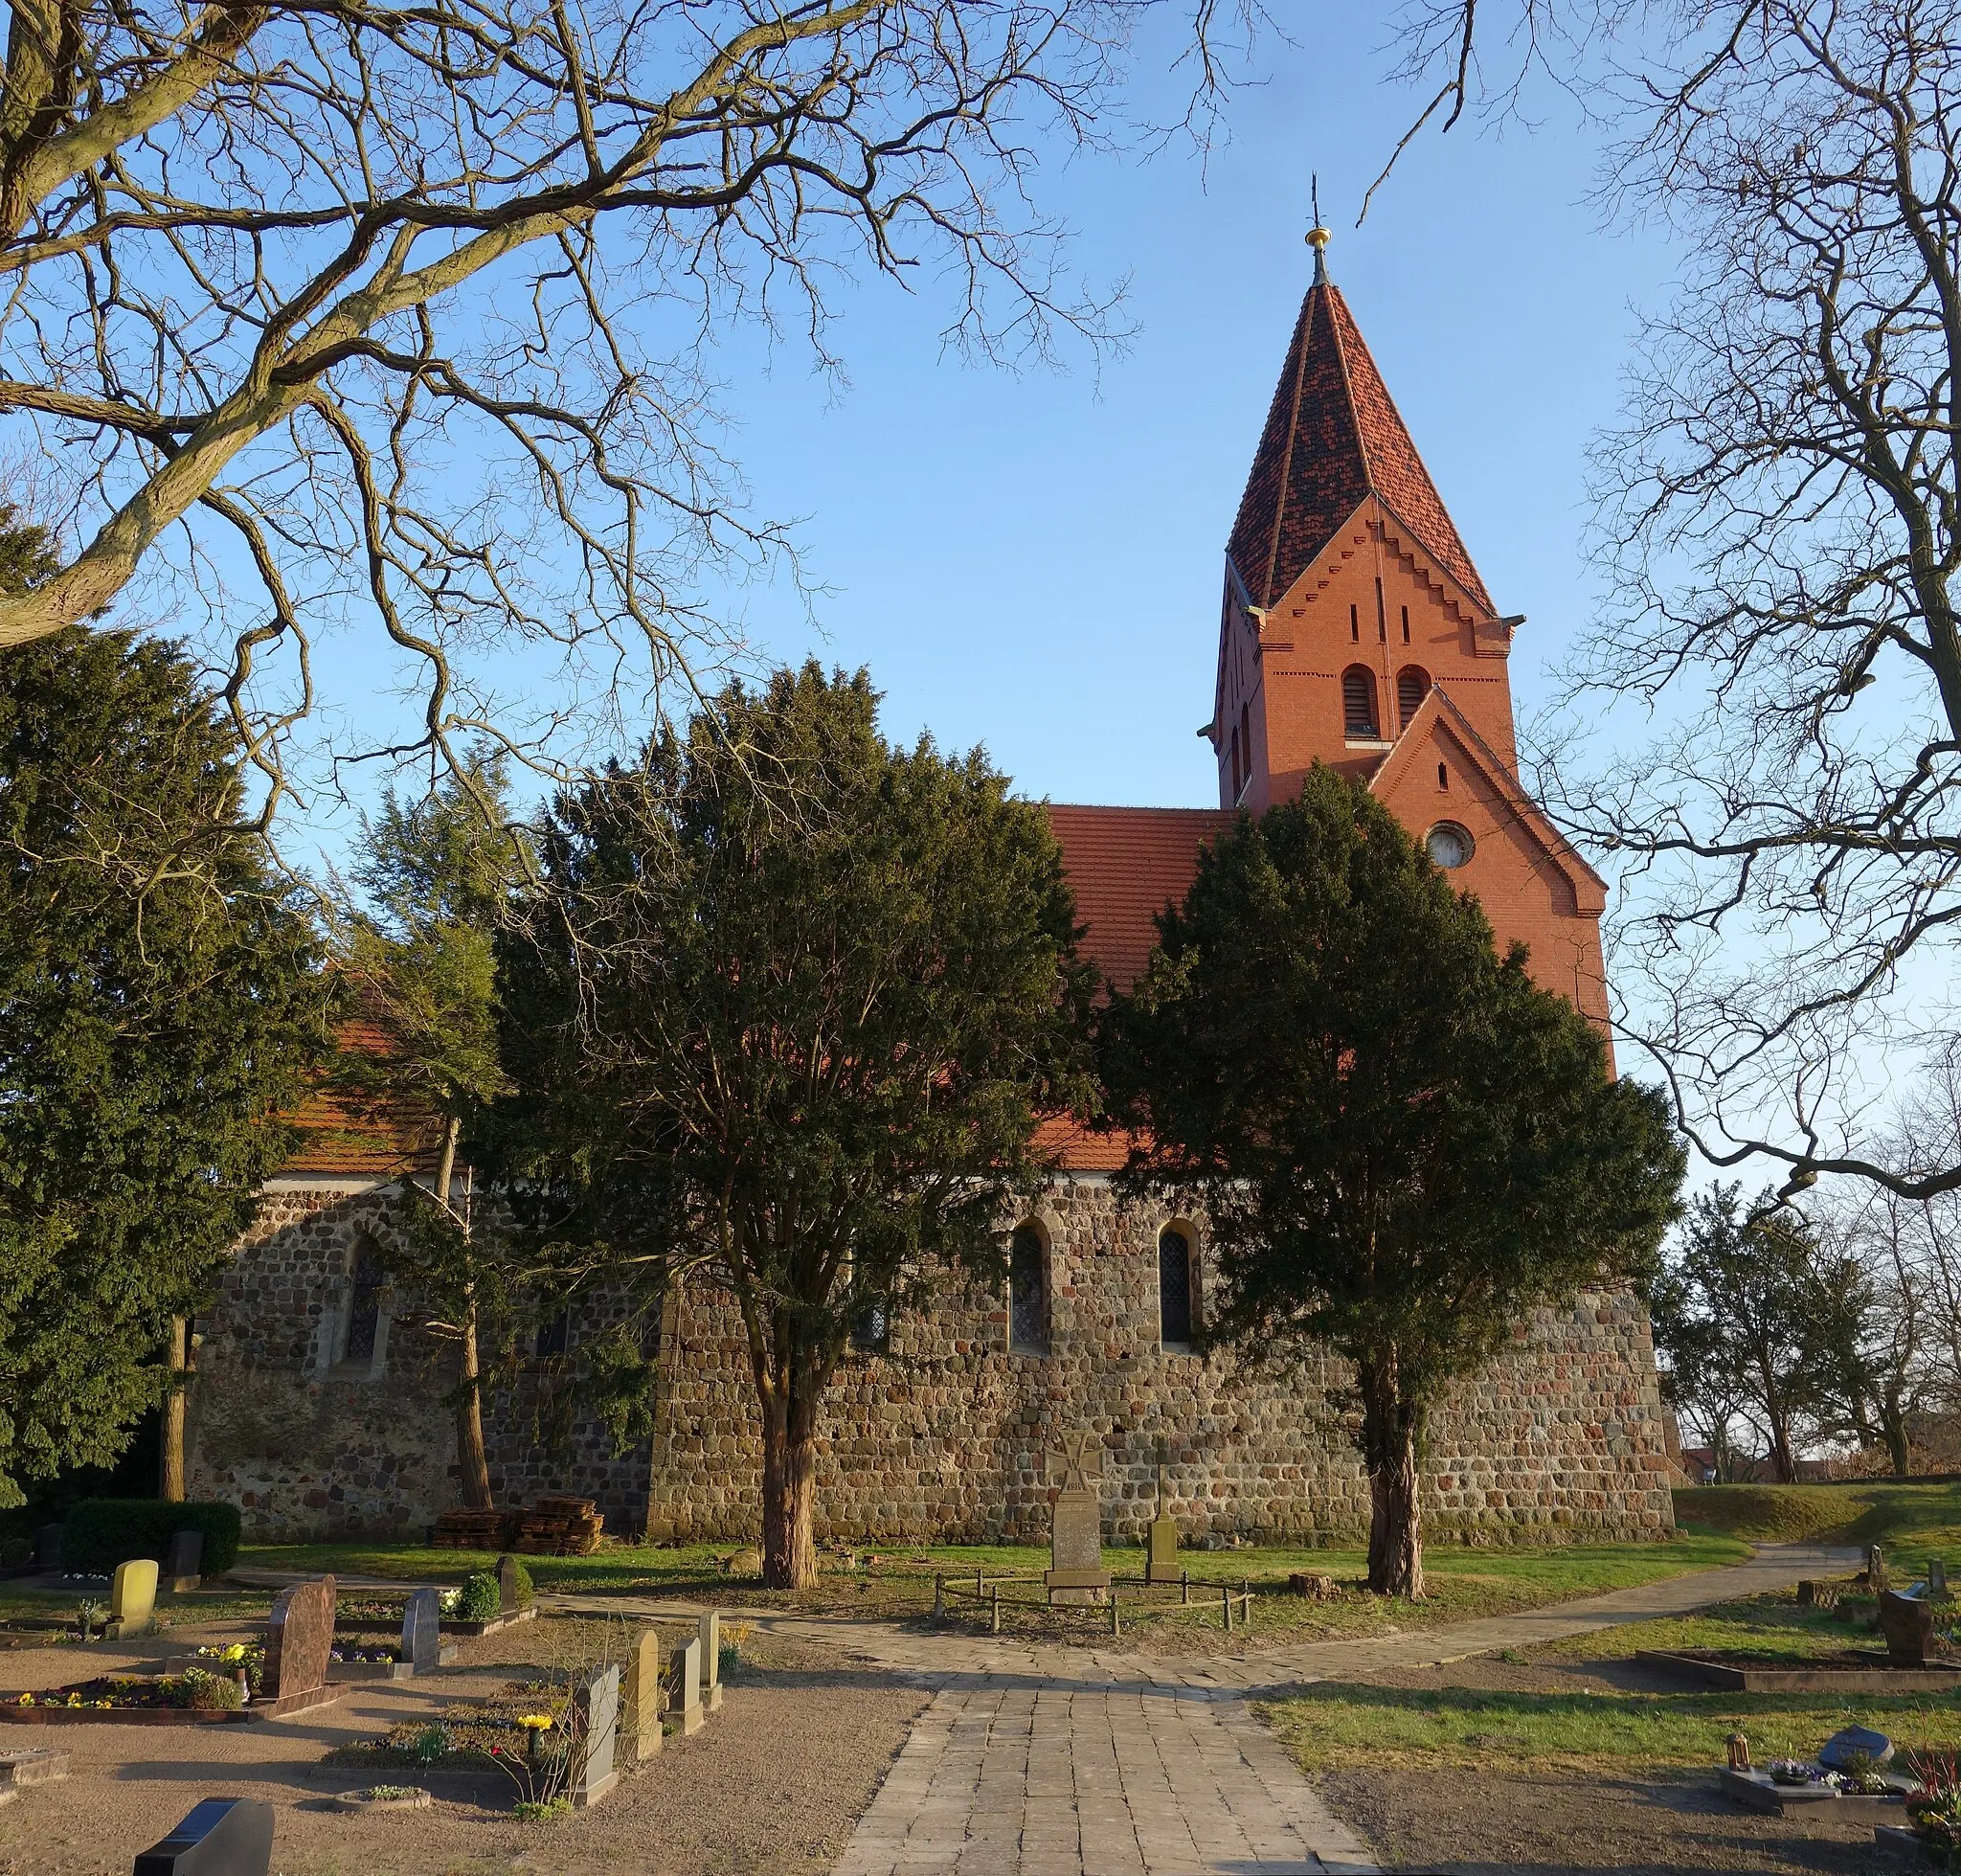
[545,1540,1858,1874]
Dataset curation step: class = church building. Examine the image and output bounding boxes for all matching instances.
[183,235,1676,1547]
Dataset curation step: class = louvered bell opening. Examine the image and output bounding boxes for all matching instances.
[1341,667,1379,738]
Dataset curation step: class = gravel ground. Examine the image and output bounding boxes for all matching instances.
[1319,1765,1893,1874]
[0,1617,927,1876]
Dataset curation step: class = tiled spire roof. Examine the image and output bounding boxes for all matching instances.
[1225,277,1495,616]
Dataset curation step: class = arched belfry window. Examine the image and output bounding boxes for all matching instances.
[1397,667,1431,732]
[342,1236,384,1365]
[1159,1226,1195,1350]
[1009,1224,1050,1355]
[1341,667,1380,739]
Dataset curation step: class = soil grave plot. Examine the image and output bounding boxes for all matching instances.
[1635,1646,1961,1692]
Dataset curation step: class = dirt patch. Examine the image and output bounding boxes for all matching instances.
[1317,1651,1702,1697]
[1319,1764,1893,1873]
[0,1621,927,1876]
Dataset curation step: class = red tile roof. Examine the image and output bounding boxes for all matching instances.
[277,1020,442,1179]
[1046,803,1234,993]
[1225,281,1494,617]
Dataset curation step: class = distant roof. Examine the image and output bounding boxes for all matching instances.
[1046,802,1235,993]
[1225,279,1495,617]
[277,1018,441,1179]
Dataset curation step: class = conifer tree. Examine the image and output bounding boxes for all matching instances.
[0,516,329,1505]
[1105,764,1683,1595]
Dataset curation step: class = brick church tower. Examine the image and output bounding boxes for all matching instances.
[1205,225,1612,1039]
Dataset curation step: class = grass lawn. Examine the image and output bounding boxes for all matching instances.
[231,1529,1751,1649]
[1262,1678,1961,1772]
[0,1585,271,1636]
[1535,1581,1896,1663]
[1678,1478,1961,1582]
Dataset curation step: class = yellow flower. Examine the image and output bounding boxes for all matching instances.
[15,1692,30,1705]
[517,1714,554,1731]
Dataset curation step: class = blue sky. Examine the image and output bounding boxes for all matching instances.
[702,14,1679,813]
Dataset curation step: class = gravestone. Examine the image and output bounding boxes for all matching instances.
[261,1574,341,1716]
[32,1524,62,1571]
[1819,1724,1894,1769]
[1044,1430,1111,1605]
[571,1663,620,1807]
[698,1612,723,1712]
[167,1530,203,1594]
[400,1588,440,1676]
[622,1629,663,1765]
[1879,1590,1934,1666]
[1145,1435,1180,1586]
[131,1797,274,1876]
[1933,1558,1950,1599]
[105,1558,159,1638]
[1868,1544,1889,1592]
[496,1554,521,1617]
[668,1635,703,1736]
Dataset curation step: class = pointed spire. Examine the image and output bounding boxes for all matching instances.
[1223,249,1494,617]
[1307,172,1331,287]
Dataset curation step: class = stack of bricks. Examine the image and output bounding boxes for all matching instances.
[515,1496,604,1555]
[433,1508,520,1549]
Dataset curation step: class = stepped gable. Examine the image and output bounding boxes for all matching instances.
[1224,277,1494,617]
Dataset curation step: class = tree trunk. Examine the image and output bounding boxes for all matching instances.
[760,1386,821,1591]
[1358,1356,1425,1599]
[1882,1387,1911,1477]
[159,1316,188,1502]
[432,1116,492,1509]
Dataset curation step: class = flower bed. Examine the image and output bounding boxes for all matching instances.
[0,1669,251,1726]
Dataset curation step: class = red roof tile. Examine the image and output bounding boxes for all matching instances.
[1225,281,1494,617]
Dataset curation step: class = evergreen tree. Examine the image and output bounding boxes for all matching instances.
[0,534,330,1505]
[336,751,529,1509]
[496,665,1094,1587]
[1104,764,1683,1596]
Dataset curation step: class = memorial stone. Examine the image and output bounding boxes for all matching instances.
[1145,1435,1180,1585]
[496,1554,521,1617]
[167,1530,203,1594]
[571,1663,620,1807]
[32,1524,62,1571]
[131,1797,274,1876]
[1869,1545,1889,1591]
[1880,1590,1935,1666]
[623,1629,663,1765]
[698,1612,723,1711]
[1934,1558,1950,1598]
[668,1636,703,1735]
[105,1558,159,1638]
[262,1574,340,1714]
[1044,1430,1111,1605]
[401,1588,440,1675]
[1819,1724,1894,1769]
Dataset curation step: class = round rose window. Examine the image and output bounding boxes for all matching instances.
[1426,823,1474,870]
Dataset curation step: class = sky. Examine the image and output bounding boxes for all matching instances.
[685,13,1679,815]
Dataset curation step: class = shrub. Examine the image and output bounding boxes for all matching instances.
[171,1667,242,1711]
[59,1500,241,1574]
[458,1572,500,1621]
[0,1535,29,1568]
[507,1556,535,1609]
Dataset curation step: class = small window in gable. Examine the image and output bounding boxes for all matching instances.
[1341,667,1380,739]
[1349,604,1360,644]
[1009,1224,1050,1355]
[1239,703,1251,785]
[1397,667,1431,731]
[1401,604,1411,644]
[1438,761,1450,790]
[1159,1226,1195,1349]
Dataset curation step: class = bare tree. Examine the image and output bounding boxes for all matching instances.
[0,0,1235,815]
[1512,0,1961,1203]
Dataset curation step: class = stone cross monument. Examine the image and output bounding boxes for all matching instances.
[1146,1435,1181,1584]
[1045,1430,1111,1605]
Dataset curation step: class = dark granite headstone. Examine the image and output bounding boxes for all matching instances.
[32,1523,62,1570]
[571,1664,620,1806]
[167,1530,203,1593]
[496,1554,521,1617]
[1818,1724,1894,1769]
[400,1587,440,1675]
[1879,1591,1933,1666]
[264,1574,337,1706]
[131,1797,274,1875]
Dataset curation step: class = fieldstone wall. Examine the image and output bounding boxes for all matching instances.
[185,1181,652,1541]
[646,1176,1678,1545]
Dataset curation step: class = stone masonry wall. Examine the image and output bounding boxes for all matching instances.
[186,1182,652,1541]
[645,1175,1678,1545]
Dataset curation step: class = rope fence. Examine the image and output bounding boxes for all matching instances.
[931,1570,1258,1637]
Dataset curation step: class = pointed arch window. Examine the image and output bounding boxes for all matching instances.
[1009,1224,1050,1355]
[1158,1226,1195,1350]
[342,1236,385,1365]
[1341,667,1380,739]
[1397,667,1431,731]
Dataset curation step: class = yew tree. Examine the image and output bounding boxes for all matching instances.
[498,663,1093,1587]
[0,538,330,1505]
[1105,765,1682,1597]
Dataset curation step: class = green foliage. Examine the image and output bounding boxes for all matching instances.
[1104,765,1685,1590]
[494,664,1094,1580]
[1648,1186,1869,1481]
[506,1555,535,1608]
[60,1499,243,1573]
[0,597,331,1506]
[512,1797,572,1822]
[1670,1484,1854,1544]
[170,1666,242,1711]
[458,1571,501,1620]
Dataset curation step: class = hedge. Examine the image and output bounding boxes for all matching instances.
[59,1500,242,1574]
